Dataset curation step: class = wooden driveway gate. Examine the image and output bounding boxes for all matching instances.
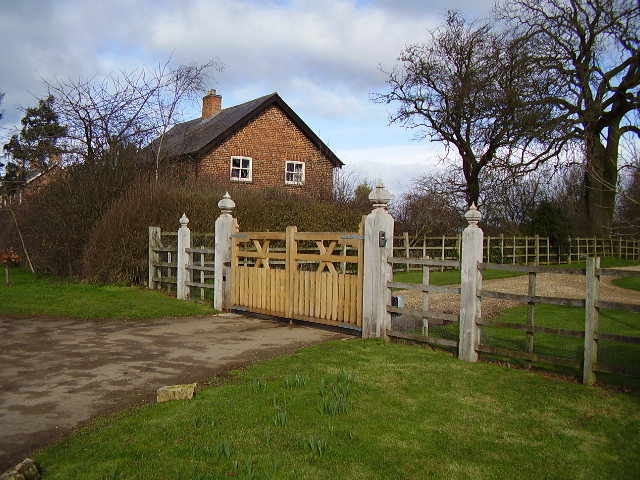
[231,225,364,331]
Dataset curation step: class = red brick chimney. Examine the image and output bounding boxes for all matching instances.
[202,89,222,119]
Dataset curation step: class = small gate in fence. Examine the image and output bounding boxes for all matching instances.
[231,224,364,331]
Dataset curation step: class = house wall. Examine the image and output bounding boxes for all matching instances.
[197,105,335,198]
[24,165,63,194]
[1,165,64,206]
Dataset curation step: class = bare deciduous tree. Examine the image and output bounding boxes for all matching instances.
[499,0,640,236]
[44,58,223,173]
[375,11,564,207]
[615,138,640,235]
[393,173,465,237]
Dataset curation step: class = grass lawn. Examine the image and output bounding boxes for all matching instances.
[553,258,640,269]
[34,339,640,480]
[0,267,217,319]
[393,258,640,388]
[484,305,640,381]
[412,303,640,389]
[393,267,523,285]
[394,258,640,286]
[613,276,640,291]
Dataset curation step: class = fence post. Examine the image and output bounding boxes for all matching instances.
[176,214,191,300]
[546,236,551,264]
[148,226,162,289]
[486,236,490,263]
[583,257,600,385]
[459,204,483,362]
[618,237,622,259]
[404,231,410,272]
[214,192,236,311]
[362,183,394,338]
[422,263,430,336]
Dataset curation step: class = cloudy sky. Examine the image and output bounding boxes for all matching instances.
[0,0,492,195]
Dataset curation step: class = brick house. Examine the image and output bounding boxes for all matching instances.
[1,158,63,207]
[149,90,343,197]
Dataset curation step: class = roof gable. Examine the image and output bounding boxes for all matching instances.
[153,93,343,168]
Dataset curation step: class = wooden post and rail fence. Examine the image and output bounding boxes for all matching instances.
[393,232,640,270]
[149,190,640,385]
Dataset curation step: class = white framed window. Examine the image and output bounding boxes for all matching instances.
[230,156,252,182]
[285,161,305,185]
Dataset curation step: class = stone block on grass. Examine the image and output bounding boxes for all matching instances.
[156,383,197,403]
[0,458,39,480]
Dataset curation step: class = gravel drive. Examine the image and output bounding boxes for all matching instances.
[400,265,640,318]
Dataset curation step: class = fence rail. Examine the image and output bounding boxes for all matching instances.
[393,234,640,270]
[149,226,215,301]
[478,261,640,381]
[386,258,461,350]
[385,253,640,384]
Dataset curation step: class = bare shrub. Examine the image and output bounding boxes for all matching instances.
[12,147,139,277]
[83,178,366,285]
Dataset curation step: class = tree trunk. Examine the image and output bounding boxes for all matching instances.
[463,156,481,207]
[584,128,619,237]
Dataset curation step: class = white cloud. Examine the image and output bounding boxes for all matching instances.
[0,0,436,128]
[337,143,446,195]
[0,0,475,170]
[138,0,437,103]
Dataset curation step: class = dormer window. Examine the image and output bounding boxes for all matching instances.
[285,161,305,185]
[231,156,252,182]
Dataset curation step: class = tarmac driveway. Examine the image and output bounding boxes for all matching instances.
[0,314,344,471]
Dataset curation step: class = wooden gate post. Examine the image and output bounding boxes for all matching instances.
[214,192,236,311]
[176,214,191,300]
[362,183,394,338]
[459,204,483,362]
[148,226,161,289]
[583,256,600,385]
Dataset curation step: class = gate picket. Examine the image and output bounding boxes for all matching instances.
[231,225,363,330]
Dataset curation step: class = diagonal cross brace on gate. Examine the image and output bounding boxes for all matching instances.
[230,226,365,330]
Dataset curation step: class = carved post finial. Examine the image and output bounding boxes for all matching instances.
[214,192,235,311]
[218,192,236,214]
[368,182,392,209]
[464,203,482,226]
[179,213,189,227]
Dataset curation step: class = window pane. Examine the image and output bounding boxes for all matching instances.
[232,158,241,168]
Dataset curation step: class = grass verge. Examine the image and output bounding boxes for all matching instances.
[394,258,640,285]
[613,276,640,291]
[34,339,640,480]
[410,305,640,389]
[483,304,640,386]
[394,267,522,285]
[551,258,640,269]
[0,267,217,319]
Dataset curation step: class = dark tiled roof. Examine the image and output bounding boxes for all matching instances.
[150,92,343,168]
